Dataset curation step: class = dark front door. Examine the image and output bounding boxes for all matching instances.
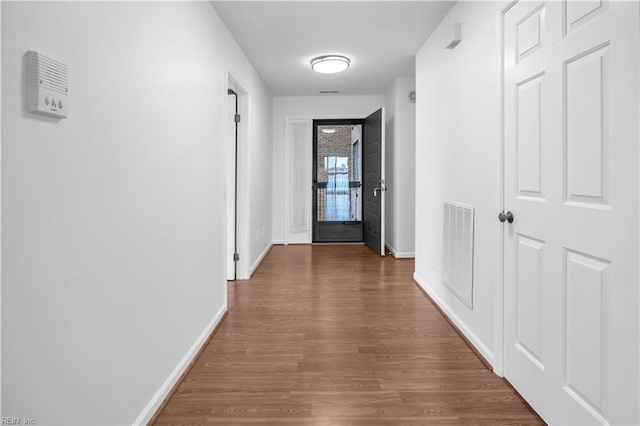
[363,108,385,255]
[312,120,364,242]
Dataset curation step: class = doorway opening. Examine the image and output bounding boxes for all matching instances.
[226,74,249,280]
[312,120,364,242]
[226,88,238,280]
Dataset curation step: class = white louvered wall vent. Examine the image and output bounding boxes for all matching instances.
[442,201,475,309]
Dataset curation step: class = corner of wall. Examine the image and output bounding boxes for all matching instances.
[133,304,227,425]
[414,0,500,375]
[413,272,494,365]
[250,242,273,277]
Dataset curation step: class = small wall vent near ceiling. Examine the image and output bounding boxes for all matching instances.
[319,90,340,94]
[442,200,474,309]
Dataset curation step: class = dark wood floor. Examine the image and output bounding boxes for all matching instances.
[153,244,543,425]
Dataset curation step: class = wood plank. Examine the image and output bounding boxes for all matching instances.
[151,245,544,425]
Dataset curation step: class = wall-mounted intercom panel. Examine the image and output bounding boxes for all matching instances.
[27,51,68,119]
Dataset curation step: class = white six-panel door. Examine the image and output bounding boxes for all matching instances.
[503,1,639,424]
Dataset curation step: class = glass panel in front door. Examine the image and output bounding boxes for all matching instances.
[316,124,362,222]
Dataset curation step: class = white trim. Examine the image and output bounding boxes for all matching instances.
[494,0,517,379]
[390,251,415,259]
[272,239,286,245]
[250,242,273,276]
[133,304,227,426]
[287,236,310,244]
[413,272,495,366]
[385,243,414,259]
[226,68,251,280]
[286,114,361,121]
[0,2,3,416]
[380,107,386,256]
[284,117,290,245]
[225,82,238,281]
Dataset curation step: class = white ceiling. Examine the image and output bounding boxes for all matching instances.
[211,1,455,96]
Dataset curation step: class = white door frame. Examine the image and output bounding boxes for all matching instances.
[379,108,386,256]
[226,69,251,280]
[0,3,4,415]
[637,6,640,422]
[283,114,359,245]
[225,88,237,280]
[495,0,518,379]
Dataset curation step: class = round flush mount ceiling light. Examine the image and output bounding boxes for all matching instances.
[321,128,336,134]
[311,55,350,74]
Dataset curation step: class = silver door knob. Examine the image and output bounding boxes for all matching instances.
[498,211,514,223]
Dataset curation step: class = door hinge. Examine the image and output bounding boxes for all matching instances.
[234,114,241,123]
[233,252,240,261]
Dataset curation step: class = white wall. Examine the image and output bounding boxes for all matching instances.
[1,2,272,424]
[272,95,384,243]
[414,1,502,366]
[247,78,274,274]
[0,2,3,417]
[384,77,416,258]
[385,86,397,253]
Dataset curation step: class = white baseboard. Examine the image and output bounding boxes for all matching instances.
[250,242,273,276]
[133,304,227,425]
[385,243,415,259]
[391,251,415,259]
[413,272,494,365]
[272,239,286,245]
